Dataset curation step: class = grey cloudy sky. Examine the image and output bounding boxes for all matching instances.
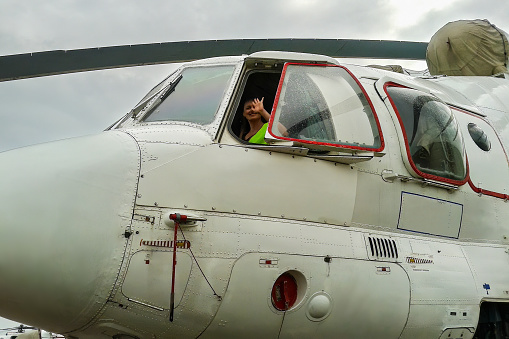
[0,0,508,331]
[1,0,509,153]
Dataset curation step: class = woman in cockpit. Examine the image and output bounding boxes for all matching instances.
[239,97,287,144]
[239,97,271,144]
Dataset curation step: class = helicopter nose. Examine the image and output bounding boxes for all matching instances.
[0,131,140,334]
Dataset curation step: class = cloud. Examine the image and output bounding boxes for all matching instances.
[1,0,413,55]
[0,64,177,152]
[1,0,508,153]
[392,0,509,41]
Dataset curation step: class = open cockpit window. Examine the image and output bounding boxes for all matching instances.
[267,63,383,151]
[385,85,467,183]
[141,65,235,125]
[231,70,282,142]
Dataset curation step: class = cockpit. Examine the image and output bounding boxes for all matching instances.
[110,51,472,189]
[113,52,384,158]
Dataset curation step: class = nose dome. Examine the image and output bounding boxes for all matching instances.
[0,131,140,334]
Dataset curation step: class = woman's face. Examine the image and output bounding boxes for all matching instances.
[243,100,260,121]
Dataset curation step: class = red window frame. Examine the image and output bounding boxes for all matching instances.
[384,82,469,186]
[267,63,385,152]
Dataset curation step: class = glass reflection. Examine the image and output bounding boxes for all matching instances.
[387,87,466,181]
[270,64,381,150]
[142,65,235,125]
[468,123,491,151]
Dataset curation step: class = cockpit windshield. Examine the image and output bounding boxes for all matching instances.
[138,71,176,106]
[141,65,235,125]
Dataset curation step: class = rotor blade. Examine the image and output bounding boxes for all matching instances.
[0,39,427,82]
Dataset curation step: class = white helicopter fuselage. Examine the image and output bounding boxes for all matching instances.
[1,51,509,339]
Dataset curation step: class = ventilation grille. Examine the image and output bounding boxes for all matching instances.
[367,236,399,261]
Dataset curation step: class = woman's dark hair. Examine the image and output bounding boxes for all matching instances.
[239,98,257,140]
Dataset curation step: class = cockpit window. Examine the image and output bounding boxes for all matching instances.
[467,123,491,151]
[141,65,235,125]
[138,71,176,105]
[386,86,467,182]
[268,63,383,151]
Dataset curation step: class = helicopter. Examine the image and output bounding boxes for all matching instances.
[1,324,63,339]
[0,19,509,339]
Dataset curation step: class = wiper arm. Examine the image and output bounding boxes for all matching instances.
[134,74,183,119]
[159,74,182,101]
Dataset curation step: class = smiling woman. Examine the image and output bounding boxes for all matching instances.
[239,97,271,144]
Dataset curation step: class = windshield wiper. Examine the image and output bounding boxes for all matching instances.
[159,74,182,101]
[136,74,183,120]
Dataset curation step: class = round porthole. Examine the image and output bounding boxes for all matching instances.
[271,273,298,311]
[270,270,307,312]
[468,123,491,151]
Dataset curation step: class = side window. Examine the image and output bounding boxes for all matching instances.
[467,122,491,151]
[230,71,282,140]
[268,63,383,151]
[386,85,467,183]
[141,65,235,125]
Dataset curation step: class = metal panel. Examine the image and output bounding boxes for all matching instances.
[398,192,463,238]
[455,111,509,194]
[201,253,410,339]
[122,251,193,309]
[136,140,358,226]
